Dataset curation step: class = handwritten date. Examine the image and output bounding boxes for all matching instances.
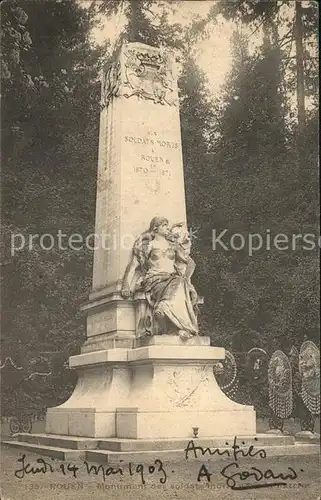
[14,454,167,485]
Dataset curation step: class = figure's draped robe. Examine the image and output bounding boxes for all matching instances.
[135,241,198,337]
[143,273,198,335]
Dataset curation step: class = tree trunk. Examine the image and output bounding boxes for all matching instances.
[128,0,139,42]
[295,1,306,132]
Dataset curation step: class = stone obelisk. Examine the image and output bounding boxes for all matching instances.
[83,42,187,353]
[46,42,189,436]
[46,42,256,439]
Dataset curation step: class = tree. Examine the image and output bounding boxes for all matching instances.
[1,0,105,408]
[295,0,306,132]
[214,0,318,129]
[201,21,318,351]
[0,1,32,84]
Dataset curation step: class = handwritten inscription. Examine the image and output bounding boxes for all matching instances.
[14,456,55,478]
[184,437,266,461]
[220,462,299,491]
[184,438,303,491]
[13,437,304,492]
[14,454,167,486]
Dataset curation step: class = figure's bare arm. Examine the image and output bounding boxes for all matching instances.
[185,255,196,281]
[121,255,140,298]
[174,244,196,281]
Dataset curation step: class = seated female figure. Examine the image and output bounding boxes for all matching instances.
[121,216,199,339]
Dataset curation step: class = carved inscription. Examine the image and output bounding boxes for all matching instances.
[124,136,155,146]
[124,136,179,149]
[124,130,179,178]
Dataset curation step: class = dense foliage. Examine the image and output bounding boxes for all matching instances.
[1,0,104,407]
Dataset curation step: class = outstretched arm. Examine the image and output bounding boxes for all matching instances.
[121,254,140,298]
[185,255,196,281]
[174,244,196,281]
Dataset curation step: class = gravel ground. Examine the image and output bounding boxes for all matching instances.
[1,418,320,499]
[1,442,320,500]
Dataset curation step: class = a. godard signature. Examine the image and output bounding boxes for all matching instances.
[13,436,303,491]
[184,437,303,491]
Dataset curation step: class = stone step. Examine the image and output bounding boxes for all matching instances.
[9,433,295,453]
[86,443,320,464]
[86,448,185,463]
[16,433,99,450]
[296,436,320,444]
[295,431,320,444]
[262,443,320,457]
[98,434,294,452]
[3,435,319,464]
[2,440,85,460]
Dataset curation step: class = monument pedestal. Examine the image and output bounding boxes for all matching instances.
[116,341,255,439]
[45,348,130,437]
[10,337,317,461]
[45,337,256,439]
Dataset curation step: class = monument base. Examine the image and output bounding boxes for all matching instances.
[45,348,130,438]
[45,337,256,439]
[116,408,254,439]
[5,338,318,463]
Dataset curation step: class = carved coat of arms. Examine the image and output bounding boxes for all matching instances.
[123,48,177,106]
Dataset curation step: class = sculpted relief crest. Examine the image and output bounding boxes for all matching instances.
[100,45,178,108]
[123,48,177,106]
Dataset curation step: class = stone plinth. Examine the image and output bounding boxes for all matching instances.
[80,291,136,352]
[46,337,256,439]
[45,349,130,437]
[116,343,255,439]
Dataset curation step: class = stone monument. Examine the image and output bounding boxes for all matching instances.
[6,42,319,461]
[44,42,256,441]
